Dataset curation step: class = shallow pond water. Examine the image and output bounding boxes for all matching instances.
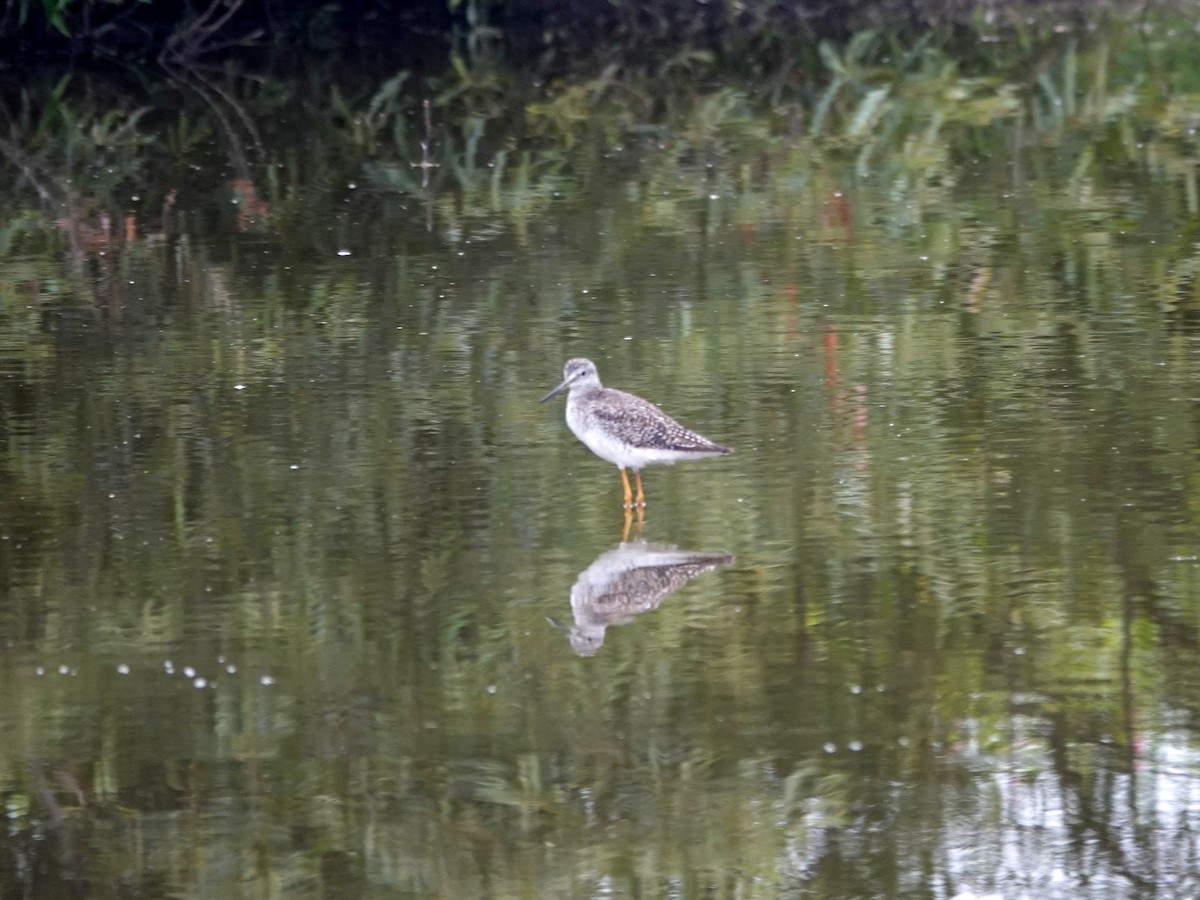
[3,30,1200,899]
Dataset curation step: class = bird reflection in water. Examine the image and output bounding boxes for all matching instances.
[550,542,735,656]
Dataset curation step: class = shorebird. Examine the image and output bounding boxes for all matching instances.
[539,358,733,507]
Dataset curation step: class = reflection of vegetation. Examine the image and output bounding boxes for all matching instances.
[2,4,1200,898]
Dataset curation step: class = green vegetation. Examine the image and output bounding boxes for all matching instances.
[1,0,1198,266]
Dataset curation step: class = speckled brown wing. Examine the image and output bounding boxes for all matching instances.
[586,389,731,453]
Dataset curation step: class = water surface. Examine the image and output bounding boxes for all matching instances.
[3,25,1200,899]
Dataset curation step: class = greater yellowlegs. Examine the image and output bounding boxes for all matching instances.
[539,358,733,507]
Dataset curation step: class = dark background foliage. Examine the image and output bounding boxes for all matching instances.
[0,0,1152,69]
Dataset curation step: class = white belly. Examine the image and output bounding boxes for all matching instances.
[574,422,680,470]
[566,404,675,471]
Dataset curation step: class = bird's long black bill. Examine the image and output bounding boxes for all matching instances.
[539,381,569,403]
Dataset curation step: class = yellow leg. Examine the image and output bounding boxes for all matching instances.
[621,504,644,542]
[620,468,634,508]
[635,471,645,508]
